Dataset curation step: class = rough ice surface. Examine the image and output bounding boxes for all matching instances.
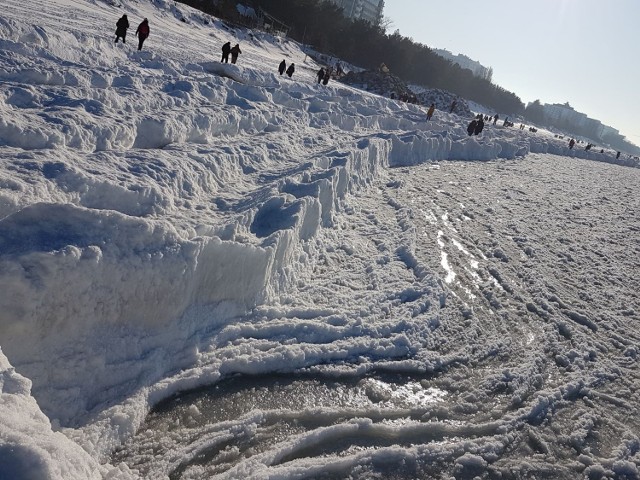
[0,0,639,478]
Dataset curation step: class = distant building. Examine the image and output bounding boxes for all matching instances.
[600,125,620,140]
[433,49,492,80]
[540,102,625,146]
[326,0,384,25]
[542,103,587,127]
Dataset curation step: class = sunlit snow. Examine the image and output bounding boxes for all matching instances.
[1,0,639,478]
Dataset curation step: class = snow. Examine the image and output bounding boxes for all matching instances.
[0,0,639,478]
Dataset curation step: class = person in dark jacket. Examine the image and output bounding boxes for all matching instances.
[278,59,286,75]
[317,67,325,84]
[285,63,295,78]
[449,99,457,113]
[569,138,575,149]
[474,117,485,135]
[221,42,231,63]
[467,119,477,136]
[493,114,499,125]
[135,18,149,51]
[115,15,129,44]
[230,44,241,64]
[322,67,332,85]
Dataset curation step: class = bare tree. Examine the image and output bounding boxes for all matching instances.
[379,15,394,32]
[485,66,493,83]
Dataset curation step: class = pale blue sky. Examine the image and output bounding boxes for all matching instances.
[384,0,640,145]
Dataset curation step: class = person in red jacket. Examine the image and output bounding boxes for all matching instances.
[135,18,149,51]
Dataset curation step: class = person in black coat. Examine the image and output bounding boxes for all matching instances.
[286,63,295,78]
[230,44,241,64]
[278,59,286,75]
[221,42,231,63]
[467,119,477,136]
[115,15,129,44]
[322,67,332,85]
[474,117,485,135]
[317,67,325,84]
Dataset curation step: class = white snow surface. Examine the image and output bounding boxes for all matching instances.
[0,0,639,478]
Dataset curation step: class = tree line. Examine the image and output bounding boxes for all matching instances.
[179,0,525,115]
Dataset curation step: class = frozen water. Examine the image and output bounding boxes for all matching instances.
[110,156,640,479]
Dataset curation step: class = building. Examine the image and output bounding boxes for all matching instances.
[600,125,620,140]
[541,102,624,145]
[433,49,491,80]
[327,0,384,25]
[542,103,587,127]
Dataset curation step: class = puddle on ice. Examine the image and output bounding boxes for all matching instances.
[112,372,451,479]
[436,230,456,284]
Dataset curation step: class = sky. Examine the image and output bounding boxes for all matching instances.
[383,0,640,146]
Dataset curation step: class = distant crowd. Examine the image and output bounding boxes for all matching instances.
[112,11,340,87]
[111,14,632,159]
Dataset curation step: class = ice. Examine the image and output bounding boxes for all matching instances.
[0,0,639,477]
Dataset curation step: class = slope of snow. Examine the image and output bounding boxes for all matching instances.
[0,0,638,478]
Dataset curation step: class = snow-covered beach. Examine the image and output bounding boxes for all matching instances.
[1,0,639,478]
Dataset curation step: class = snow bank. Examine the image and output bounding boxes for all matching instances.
[0,349,111,479]
[0,0,638,476]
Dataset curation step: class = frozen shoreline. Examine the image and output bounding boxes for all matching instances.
[1,0,639,477]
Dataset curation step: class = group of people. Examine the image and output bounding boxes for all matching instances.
[569,139,624,159]
[467,114,485,136]
[217,46,338,85]
[316,67,332,85]
[221,42,242,64]
[114,15,150,51]
[278,60,295,78]
[465,113,541,137]
[391,92,419,104]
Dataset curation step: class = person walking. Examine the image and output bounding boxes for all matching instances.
[285,63,295,78]
[467,119,477,136]
[569,138,575,149]
[114,14,129,44]
[221,42,231,63]
[316,67,325,84]
[322,67,332,85]
[230,44,241,64]
[474,116,485,135]
[278,59,286,75]
[426,103,435,121]
[135,18,149,51]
